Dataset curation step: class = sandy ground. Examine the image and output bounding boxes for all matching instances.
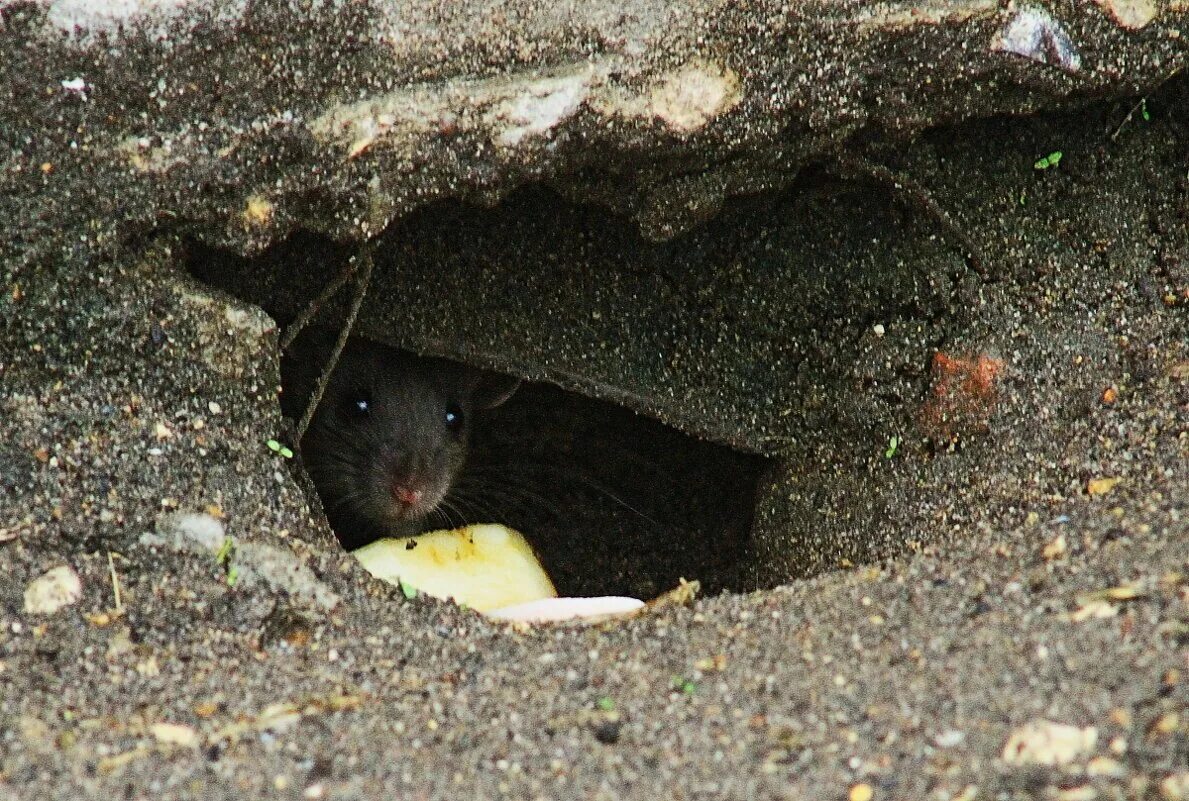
[1,54,1187,801]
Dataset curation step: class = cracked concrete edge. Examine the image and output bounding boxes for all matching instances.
[1,0,1184,258]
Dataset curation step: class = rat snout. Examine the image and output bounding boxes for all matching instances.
[383,462,445,521]
[376,439,452,524]
[391,483,424,507]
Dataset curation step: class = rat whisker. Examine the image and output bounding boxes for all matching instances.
[433,498,467,530]
[442,488,508,526]
[461,461,664,533]
[449,477,561,521]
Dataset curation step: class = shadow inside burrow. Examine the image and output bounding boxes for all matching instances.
[269,328,768,599]
[464,378,767,598]
[187,247,771,598]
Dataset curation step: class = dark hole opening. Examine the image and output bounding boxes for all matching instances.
[466,375,766,598]
[187,241,768,600]
[281,334,767,599]
[184,173,975,595]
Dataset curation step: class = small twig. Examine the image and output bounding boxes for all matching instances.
[294,246,376,442]
[107,550,123,612]
[1110,96,1149,142]
[854,161,988,277]
[1110,66,1183,143]
[279,256,363,352]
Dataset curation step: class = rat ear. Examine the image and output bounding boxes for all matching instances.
[472,371,521,409]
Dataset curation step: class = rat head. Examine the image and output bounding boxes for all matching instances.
[282,336,519,549]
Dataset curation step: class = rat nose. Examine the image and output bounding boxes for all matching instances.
[392,484,424,507]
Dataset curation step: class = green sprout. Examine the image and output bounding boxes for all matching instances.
[398,579,418,600]
[670,676,697,695]
[885,435,900,459]
[1141,99,1150,122]
[266,439,294,459]
[215,537,239,585]
[1034,151,1063,170]
[596,697,616,712]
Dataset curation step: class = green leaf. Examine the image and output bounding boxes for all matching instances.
[399,580,418,600]
[266,439,293,459]
[226,565,240,586]
[214,536,234,564]
[596,697,616,712]
[1141,99,1150,122]
[1034,151,1063,170]
[884,435,900,459]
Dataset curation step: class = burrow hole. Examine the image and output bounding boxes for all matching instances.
[187,237,769,600]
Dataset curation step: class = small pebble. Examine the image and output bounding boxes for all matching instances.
[24,566,83,615]
[1152,712,1180,736]
[849,783,874,801]
[934,729,966,748]
[1087,477,1122,496]
[150,723,200,747]
[1042,533,1067,560]
[1086,756,1127,778]
[1161,772,1189,800]
[152,512,226,552]
[1001,720,1097,766]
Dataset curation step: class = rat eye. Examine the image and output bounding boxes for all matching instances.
[343,390,372,419]
[444,402,464,435]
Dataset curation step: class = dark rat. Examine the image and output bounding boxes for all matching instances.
[280,332,520,550]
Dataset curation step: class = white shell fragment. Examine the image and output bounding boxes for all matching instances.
[1002,719,1099,766]
[150,722,200,748]
[992,5,1082,73]
[23,565,83,615]
[486,596,645,624]
[60,76,88,99]
[144,511,226,552]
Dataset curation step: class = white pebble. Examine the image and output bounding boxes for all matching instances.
[24,566,83,615]
[934,729,966,748]
[162,512,226,552]
[60,77,88,99]
[1002,720,1098,766]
